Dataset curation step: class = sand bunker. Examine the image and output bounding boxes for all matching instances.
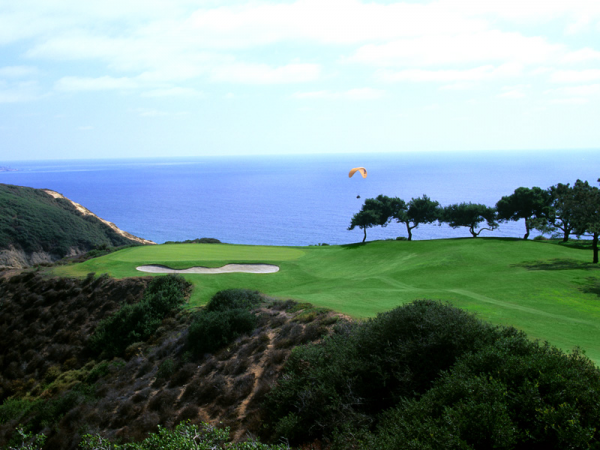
[136,264,279,274]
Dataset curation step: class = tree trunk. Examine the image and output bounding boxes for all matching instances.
[563,230,570,242]
[362,226,367,243]
[469,225,477,238]
[406,222,412,241]
[593,232,598,264]
[523,219,530,240]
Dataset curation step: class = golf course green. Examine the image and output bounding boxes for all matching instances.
[53,238,600,364]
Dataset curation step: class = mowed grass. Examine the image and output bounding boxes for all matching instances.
[53,238,600,364]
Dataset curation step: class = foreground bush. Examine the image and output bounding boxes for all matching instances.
[79,421,288,449]
[362,337,600,450]
[263,300,594,447]
[186,289,261,356]
[89,275,190,357]
[205,289,262,313]
[188,309,257,356]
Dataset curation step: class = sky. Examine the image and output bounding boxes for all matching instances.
[1,0,600,160]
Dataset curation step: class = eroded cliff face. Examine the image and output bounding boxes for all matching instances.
[42,190,155,246]
[0,246,86,269]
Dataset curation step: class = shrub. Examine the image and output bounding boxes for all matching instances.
[88,275,190,357]
[169,363,197,387]
[264,300,517,444]
[205,289,262,313]
[362,337,600,450]
[79,421,289,449]
[187,309,257,356]
[85,362,109,384]
[0,397,41,424]
[157,358,176,380]
[6,426,47,450]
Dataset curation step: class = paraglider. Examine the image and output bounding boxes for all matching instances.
[349,167,367,199]
[349,167,367,178]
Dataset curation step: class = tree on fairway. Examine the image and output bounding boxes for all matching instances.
[348,208,381,243]
[349,195,408,243]
[568,179,600,263]
[442,202,498,237]
[548,183,577,242]
[496,187,553,239]
[372,195,408,227]
[393,195,440,241]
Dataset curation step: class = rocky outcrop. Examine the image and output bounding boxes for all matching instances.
[0,245,86,269]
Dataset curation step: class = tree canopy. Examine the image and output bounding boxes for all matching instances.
[441,203,497,237]
[393,195,440,241]
[496,187,553,239]
[349,195,407,243]
[548,183,576,242]
[568,179,600,263]
[348,208,381,243]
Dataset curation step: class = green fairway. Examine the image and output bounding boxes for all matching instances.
[53,239,600,364]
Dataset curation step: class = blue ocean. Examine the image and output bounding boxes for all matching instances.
[1,150,598,246]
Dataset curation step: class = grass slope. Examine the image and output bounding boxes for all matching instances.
[0,183,136,257]
[53,238,600,363]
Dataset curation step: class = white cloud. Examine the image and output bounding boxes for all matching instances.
[439,82,477,90]
[562,48,600,63]
[550,69,600,83]
[438,0,600,29]
[497,90,525,99]
[184,0,487,47]
[378,63,523,83]
[346,31,564,67]
[547,84,600,96]
[497,84,530,99]
[55,76,139,91]
[210,62,320,84]
[291,87,384,100]
[549,97,589,104]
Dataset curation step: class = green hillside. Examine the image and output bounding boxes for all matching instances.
[0,183,140,261]
[54,238,600,363]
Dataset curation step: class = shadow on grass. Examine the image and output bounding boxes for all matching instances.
[512,258,600,271]
[540,239,594,252]
[340,242,371,250]
[578,277,600,298]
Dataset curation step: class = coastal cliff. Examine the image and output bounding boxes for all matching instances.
[0,183,155,269]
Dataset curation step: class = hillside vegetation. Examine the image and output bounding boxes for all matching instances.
[0,272,338,449]
[0,184,147,268]
[54,238,600,363]
[1,271,599,449]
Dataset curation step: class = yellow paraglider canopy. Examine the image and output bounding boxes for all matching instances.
[349,167,367,178]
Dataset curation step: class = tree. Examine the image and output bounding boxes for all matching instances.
[373,195,407,228]
[496,187,553,239]
[441,203,497,237]
[568,179,600,264]
[348,196,407,243]
[348,209,381,243]
[393,195,440,241]
[548,183,576,242]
